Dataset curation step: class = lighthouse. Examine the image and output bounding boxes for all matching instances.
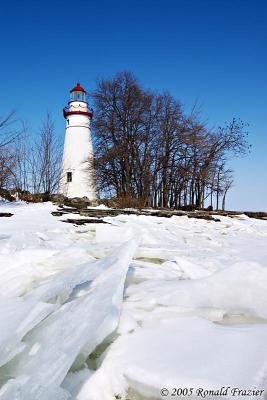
[59,83,97,200]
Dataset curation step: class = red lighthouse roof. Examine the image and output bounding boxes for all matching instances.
[70,82,87,94]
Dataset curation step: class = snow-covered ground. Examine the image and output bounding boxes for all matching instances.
[0,202,267,400]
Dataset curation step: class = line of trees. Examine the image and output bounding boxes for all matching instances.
[0,112,62,199]
[92,71,250,209]
[0,71,250,209]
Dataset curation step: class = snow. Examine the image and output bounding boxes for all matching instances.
[87,204,110,210]
[78,318,267,400]
[0,202,267,399]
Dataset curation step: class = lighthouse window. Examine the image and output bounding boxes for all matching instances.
[67,172,72,182]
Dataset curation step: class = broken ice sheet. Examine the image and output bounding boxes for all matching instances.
[0,298,54,367]
[0,239,138,400]
[1,202,267,399]
[76,318,267,400]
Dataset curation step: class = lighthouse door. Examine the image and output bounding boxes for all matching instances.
[67,172,72,182]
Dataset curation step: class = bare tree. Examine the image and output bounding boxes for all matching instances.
[29,113,62,194]
[91,71,250,209]
[0,112,24,195]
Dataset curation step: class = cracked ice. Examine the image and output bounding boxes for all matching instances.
[0,202,267,400]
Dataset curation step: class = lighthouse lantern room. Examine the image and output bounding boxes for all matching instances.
[59,83,97,200]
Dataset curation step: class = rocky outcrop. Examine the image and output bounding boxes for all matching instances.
[243,211,267,220]
[62,218,109,225]
[0,189,16,202]
[51,204,267,226]
[63,197,100,209]
[50,194,67,204]
[51,205,225,224]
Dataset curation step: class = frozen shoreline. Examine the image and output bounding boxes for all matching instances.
[0,202,267,400]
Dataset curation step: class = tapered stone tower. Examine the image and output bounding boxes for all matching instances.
[59,83,97,200]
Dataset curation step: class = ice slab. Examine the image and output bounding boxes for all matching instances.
[0,298,54,367]
[76,318,267,400]
[0,239,138,400]
[125,261,267,320]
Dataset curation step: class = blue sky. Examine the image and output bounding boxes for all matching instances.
[0,0,266,210]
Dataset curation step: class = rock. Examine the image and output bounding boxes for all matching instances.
[244,211,267,220]
[205,205,213,211]
[90,199,100,207]
[50,194,67,204]
[51,211,68,217]
[18,193,51,202]
[180,204,199,211]
[0,212,14,217]
[0,189,16,202]
[188,214,220,222]
[62,218,109,225]
[64,197,91,209]
[53,205,223,222]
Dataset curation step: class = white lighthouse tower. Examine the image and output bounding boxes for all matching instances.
[59,82,97,200]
